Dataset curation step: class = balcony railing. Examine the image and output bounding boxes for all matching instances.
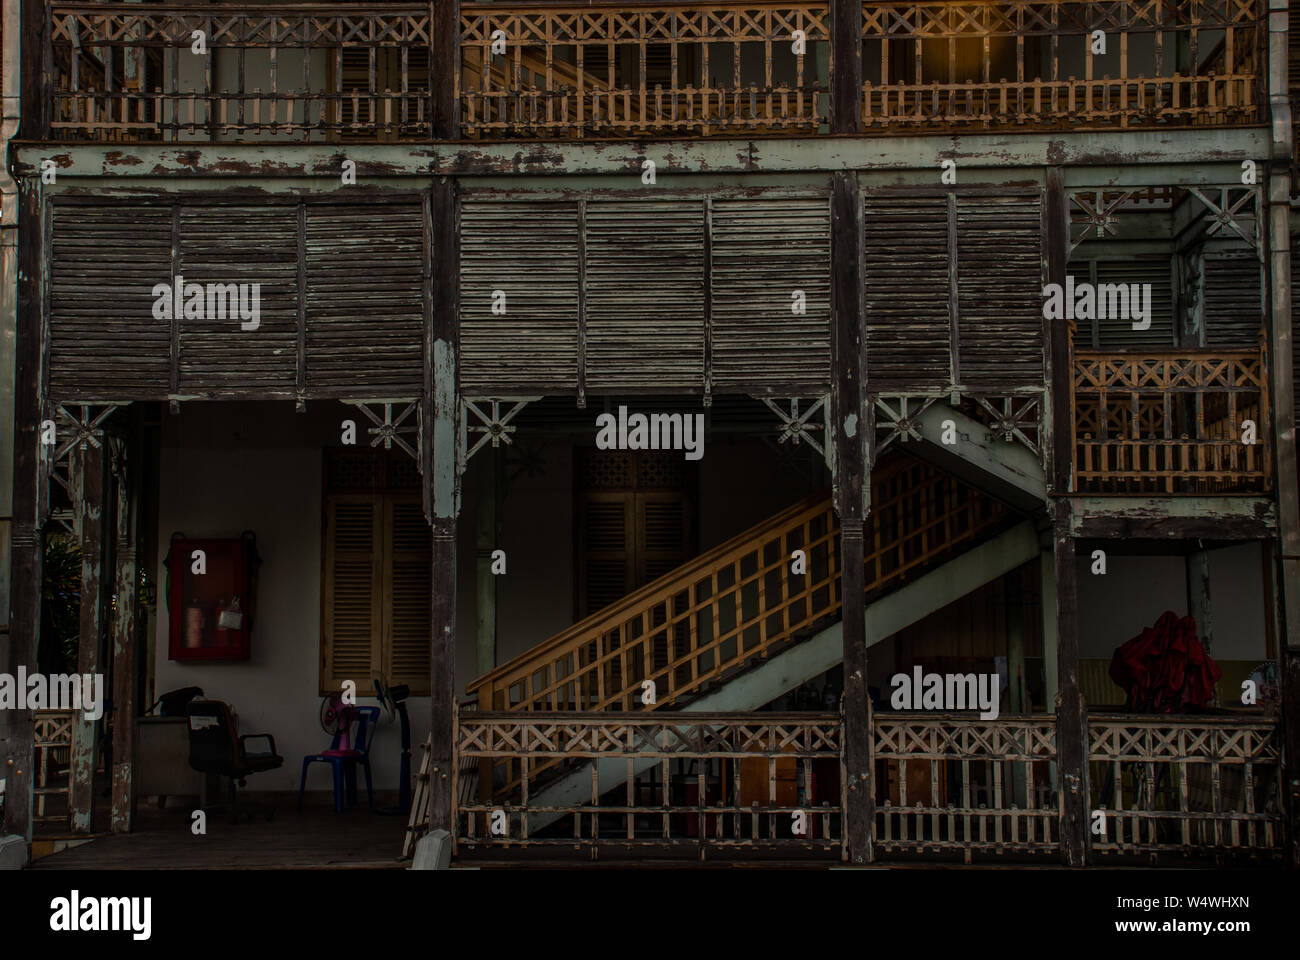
[1072,349,1271,496]
[44,0,1264,143]
[446,708,1284,862]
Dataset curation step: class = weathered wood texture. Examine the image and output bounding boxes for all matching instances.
[872,715,1059,861]
[67,442,105,835]
[42,1,1263,142]
[863,189,1044,394]
[110,424,140,834]
[455,711,845,857]
[1052,519,1088,866]
[459,195,831,397]
[47,196,426,402]
[32,711,78,827]
[1072,351,1271,495]
[861,0,1263,131]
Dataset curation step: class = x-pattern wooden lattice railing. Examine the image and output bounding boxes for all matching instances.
[1088,715,1284,857]
[33,709,79,825]
[42,0,1264,142]
[446,709,1285,861]
[454,711,845,854]
[1071,349,1271,495]
[467,455,1008,718]
[872,713,1059,862]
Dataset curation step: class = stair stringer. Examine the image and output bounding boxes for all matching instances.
[903,402,1047,514]
[521,521,1042,834]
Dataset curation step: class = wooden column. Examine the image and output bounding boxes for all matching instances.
[110,426,139,834]
[1185,549,1213,657]
[831,170,872,862]
[830,0,862,135]
[1045,166,1088,866]
[427,176,460,833]
[1,180,43,842]
[474,448,499,677]
[431,0,460,139]
[68,441,106,835]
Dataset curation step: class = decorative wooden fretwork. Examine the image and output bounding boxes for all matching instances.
[454,710,844,856]
[1185,187,1262,252]
[342,400,421,464]
[460,3,830,139]
[763,396,829,459]
[871,714,1059,862]
[1088,716,1284,858]
[965,394,1042,459]
[49,4,435,141]
[462,398,538,465]
[862,0,1263,134]
[1071,350,1271,495]
[873,395,938,453]
[33,709,79,826]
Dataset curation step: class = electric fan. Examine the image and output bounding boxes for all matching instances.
[320,692,356,752]
[374,675,412,815]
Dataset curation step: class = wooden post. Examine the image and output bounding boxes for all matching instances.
[1,180,43,843]
[68,441,106,835]
[474,448,498,677]
[830,0,862,134]
[110,423,140,834]
[831,170,871,862]
[428,175,460,834]
[1044,166,1088,866]
[431,0,460,139]
[1185,548,1213,658]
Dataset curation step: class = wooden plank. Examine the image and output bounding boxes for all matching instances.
[110,418,140,834]
[68,442,105,836]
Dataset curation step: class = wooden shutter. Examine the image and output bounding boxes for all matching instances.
[1203,252,1263,347]
[176,205,298,395]
[1092,257,1175,348]
[710,197,832,393]
[385,498,431,695]
[304,202,425,395]
[460,200,581,392]
[637,493,692,583]
[49,201,173,401]
[864,194,951,390]
[322,496,382,693]
[585,200,706,391]
[955,194,1044,389]
[578,493,635,616]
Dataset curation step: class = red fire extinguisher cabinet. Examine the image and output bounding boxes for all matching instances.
[167,534,258,662]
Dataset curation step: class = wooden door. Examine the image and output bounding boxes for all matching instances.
[575,449,695,619]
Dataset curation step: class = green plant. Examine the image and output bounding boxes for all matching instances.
[41,535,82,676]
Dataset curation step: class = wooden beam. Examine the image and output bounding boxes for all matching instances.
[830,169,871,862]
[428,176,460,834]
[1,181,43,843]
[432,0,460,139]
[110,421,140,834]
[830,0,862,135]
[68,441,105,835]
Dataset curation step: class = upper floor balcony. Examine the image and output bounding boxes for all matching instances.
[40,0,1265,144]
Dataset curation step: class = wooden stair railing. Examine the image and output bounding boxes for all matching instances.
[467,456,1009,717]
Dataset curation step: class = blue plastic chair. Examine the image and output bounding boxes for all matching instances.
[297,705,380,813]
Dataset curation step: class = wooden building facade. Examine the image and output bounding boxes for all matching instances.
[0,0,1296,868]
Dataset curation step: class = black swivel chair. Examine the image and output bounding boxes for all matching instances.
[186,699,283,823]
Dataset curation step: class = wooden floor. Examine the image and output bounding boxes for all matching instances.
[30,794,408,870]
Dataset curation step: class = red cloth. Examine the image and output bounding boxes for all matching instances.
[1108,610,1222,713]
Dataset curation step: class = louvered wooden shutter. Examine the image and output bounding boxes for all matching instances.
[955,194,1044,389]
[864,194,951,390]
[579,493,635,616]
[460,201,581,392]
[1092,257,1175,348]
[637,493,692,583]
[176,205,298,395]
[304,202,425,395]
[49,201,173,401]
[585,200,706,391]
[322,496,382,693]
[710,197,832,393]
[1203,252,1263,348]
[385,498,431,695]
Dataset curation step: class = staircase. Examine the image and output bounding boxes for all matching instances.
[464,455,1044,812]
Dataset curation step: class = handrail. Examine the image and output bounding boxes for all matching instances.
[467,455,1009,715]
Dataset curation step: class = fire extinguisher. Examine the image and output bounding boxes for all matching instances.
[184,598,205,648]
